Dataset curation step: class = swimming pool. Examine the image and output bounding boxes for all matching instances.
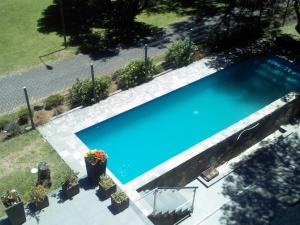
[76,56,300,184]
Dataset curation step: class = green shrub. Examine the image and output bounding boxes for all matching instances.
[166,39,197,68]
[117,59,159,90]
[99,175,115,190]
[44,94,64,110]
[0,116,10,130]
[111,191,128,203]
[70,76,111,106]
[4,122,22,137]
[17,107,31,125]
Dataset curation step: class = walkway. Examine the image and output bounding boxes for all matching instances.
[0,177,153,225]
[180,121,300,225]
[0,17,219,114]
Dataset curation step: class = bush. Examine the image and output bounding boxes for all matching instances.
[111,191,128,204]
[166,39,197,68]
[0,116,10,130]
[117,59,159,90]
[71,76,111,106]
[44,94,64,110]
[30,185,47,203]
[4,122,23,138]
[99,175,115,190]
[17,107,31,125]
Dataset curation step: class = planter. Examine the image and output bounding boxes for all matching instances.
[4,202,26,225]
[33,196,49,211]
[62,182,80,199]
[111,197,129,213]
[98,183,117,200]
[85,158,107,183]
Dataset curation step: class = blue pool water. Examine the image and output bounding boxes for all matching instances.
[76,56,300,184]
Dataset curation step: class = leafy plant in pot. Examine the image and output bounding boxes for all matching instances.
[62,169,80,199]
[84,150,107,183]
[111,191,129,213]
[1,190,26,225]
[30,185,49,211]
[98,175,116,200]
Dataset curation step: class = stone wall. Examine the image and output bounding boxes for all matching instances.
[137,96,300,192]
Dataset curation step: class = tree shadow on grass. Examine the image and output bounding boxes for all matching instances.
[220,132,300,225]
[37,0,164,60]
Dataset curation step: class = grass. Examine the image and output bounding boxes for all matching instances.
[280,20,300,40]
[0,0,76,75]
[136,11,190,28]
[0,130,70,217]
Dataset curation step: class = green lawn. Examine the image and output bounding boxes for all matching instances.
[136,11,190,28]
[0,0,75,75]
[280,20,300,39]
[0,130,70,217]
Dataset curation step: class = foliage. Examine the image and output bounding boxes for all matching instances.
[62,168,79,187]
[70,76,111,106]
[0,130,70,217]
[44,94,64,110]
[0,116,10,130]
[117,59,159,90]
[1,190,22,208]
[17,107,31,125]
[99,175,115,190]
[30,185,47,203]
[84,150,107,165]
[3,122,23,137]
[111,191,128,204]
[166,39,197,68]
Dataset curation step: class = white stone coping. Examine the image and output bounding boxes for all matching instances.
[124,92,297,199]
[38,58,217,198]
[38,56,297,209]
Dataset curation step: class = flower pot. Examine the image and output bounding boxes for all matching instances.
[111,197,129,213]
[62,182,80,199]
[85,158,107,183]
[98,183,117,200]
[4,202,26,225]
[34,196,49,211]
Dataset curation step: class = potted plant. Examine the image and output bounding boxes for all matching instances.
[84,150,107,183]
[98,175,116,200]
[1,190,26,225]
[30,185,49,211]
[62,169,80,199]
[111,191,129,213]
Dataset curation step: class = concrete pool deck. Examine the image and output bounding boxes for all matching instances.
[37,56,300,224]
[38,58,217,180]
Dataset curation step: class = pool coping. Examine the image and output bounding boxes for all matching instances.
[38,57,217,187]
[38,55,299,208]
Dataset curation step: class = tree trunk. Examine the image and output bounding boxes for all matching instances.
[294,0,300,34]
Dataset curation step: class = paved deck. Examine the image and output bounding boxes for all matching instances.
[0,178,153,225]
[38,58,217,180]
[179,121,300,225]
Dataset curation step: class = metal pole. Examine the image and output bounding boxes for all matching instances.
[59,0,67,48]
[90,63,96,102]
[153,188,157,215]
[282,0,291,26]
[23,87,35,129]
[191,188,197,213]
[144,44,148,77]
[189,28,193,52]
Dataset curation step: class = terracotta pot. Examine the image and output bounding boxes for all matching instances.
[4,201,26,225]
[34,196,49,211]
[98,183,117,200]
[111,197,129,213]
[62,182,80,199]
[84,158,107,183]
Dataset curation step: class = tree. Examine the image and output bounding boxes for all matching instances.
[294,0,300,34]
[111,0,149,27]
